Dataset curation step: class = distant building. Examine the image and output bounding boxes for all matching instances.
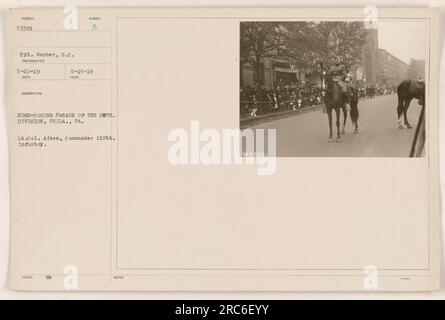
[377,49,409,86]
[355,29,379,87]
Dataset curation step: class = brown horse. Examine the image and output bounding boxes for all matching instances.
[323,75,359,142]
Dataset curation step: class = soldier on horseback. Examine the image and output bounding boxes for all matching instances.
[328,55,353,108]
[321,55,360,141]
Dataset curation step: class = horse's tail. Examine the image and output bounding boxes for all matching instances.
[349,88,359,125]
[350,103,359,125]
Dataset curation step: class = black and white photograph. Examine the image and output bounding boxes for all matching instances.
[240,20,427,157]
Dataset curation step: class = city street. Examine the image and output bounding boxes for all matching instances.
[249,94,423,157]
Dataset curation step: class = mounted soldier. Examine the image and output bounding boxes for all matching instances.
[328,55,353,110]
[321,55,360,142]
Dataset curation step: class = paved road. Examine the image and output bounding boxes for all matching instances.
[249,94,422,157]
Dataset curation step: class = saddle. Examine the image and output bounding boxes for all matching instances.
[327,78,354,98]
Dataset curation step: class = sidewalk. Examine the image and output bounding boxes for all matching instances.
[240,104,324,129]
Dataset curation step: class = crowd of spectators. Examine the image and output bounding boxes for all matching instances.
[240,80,323,117]
[240,81,398,118]
[358,85,397,99]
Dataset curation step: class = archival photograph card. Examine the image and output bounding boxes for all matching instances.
[8,7,440,291]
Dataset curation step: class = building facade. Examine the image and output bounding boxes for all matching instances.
[355,29,379,87]
[241,57,306,89]
[377,48,409,86]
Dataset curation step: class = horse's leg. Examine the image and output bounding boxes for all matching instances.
[354,106,359,133]
[341,106,347,134]
[335,107,342,142]
[404,97,413,129]
[397,97,405,129]
[327,106,333,143]
[351,99,359,134]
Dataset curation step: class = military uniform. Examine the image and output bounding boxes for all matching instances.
[329,62,349,93]
[327,61,353,112]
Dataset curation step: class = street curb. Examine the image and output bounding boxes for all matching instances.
[240,104,324,129]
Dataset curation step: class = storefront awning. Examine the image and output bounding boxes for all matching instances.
[275,67,297,74]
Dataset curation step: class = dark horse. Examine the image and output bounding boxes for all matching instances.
[322,73,359,142]
[397,79,425,129]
